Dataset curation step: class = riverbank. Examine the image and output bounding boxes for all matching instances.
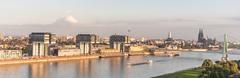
[0,55,99,65]
[153,68,202,78]
[1,51,239,78]
[0,51,181,65]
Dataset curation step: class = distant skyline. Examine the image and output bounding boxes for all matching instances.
[0,0,240,40]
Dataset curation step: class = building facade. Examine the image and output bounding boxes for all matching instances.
[109,35,128,53]
[57,49,81,56]
[29,32,56,56]
[164,32,174,44]
[76,34,98,54]
[0,50,22,59]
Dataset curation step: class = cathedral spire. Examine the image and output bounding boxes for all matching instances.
[198,28,204,43]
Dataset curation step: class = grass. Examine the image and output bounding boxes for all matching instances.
[153,68,202,78]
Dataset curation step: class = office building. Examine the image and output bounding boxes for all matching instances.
[109,35,128,53]
[76,34,98,54]
[165,32,174,44]
[29,32,56,56]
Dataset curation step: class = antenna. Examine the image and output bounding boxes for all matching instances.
[127,29,131,44]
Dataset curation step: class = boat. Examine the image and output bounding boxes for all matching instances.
[148,60,153,64]
[127,60,153,66]
[174,54,180,56]
[227,48,235,51]
[208,48,220,51]
[190,49,208,52]
[167,54,174,57]
[167,54,180,57]
[164,52,180,57]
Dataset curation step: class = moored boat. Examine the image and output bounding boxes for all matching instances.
[190,49,208,52]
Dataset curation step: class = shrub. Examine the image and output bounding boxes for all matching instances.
[199,59,232,78]
[228,61,239,74]
[202,59,213,68]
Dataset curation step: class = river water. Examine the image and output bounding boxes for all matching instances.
[1,51,240,78]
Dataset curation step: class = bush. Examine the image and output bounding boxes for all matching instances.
[199,64,230,78]
[228,61,239,74]
[199,59,233,78]
[202,59,213,68]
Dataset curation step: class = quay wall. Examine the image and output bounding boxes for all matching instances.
[0,55,99,65]
[0,51,182,65]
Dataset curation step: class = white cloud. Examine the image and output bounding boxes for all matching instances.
[64,16,78,23]
[54,15,79,24]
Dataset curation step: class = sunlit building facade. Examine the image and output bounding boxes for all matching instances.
[109,35,129,53]
[29,32,56,56]
[76,34,98,54]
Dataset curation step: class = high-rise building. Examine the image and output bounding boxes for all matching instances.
[165,32,174,44]
[76,34,98,54]
[168,32,172,39]
[198,28,205,43]
[29,32,56,56]
[109,35,128,53]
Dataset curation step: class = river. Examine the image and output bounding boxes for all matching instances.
[1,51,240,78]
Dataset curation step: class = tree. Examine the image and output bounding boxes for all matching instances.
[228,61,239,74]
[202,59,213,68]
[199,64,229,78]
[199,59,231,78]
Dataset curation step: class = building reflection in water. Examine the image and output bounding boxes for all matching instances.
[109,57,125,78]
[76,59,93,78]
[27,60,94,78]
[24,56,145,78]
[2,52,240,78]
[28,63,50,78]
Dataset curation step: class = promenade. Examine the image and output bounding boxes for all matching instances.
[0,51,181,65]
[0,55,99,65]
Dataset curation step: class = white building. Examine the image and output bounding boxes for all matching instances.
[57,49,81,56]
[0,50,22,59]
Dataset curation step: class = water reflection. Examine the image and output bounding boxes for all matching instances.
[29,63,47,78]
[0,64,28,78]
[1,51,240,78]
[109,57,125,78]
[27,58,132,78]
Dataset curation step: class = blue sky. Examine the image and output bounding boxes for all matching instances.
[0,0,240,40]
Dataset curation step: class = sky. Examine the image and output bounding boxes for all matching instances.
[0,0,240,40]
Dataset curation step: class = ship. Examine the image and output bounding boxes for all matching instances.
[127,60,153,66]
[190,49,208,52]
